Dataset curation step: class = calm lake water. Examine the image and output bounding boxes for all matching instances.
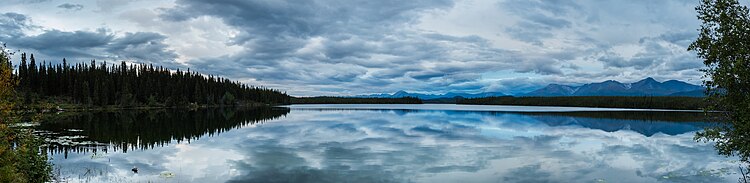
[34,104,741,183]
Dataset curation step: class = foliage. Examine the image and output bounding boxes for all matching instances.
[14,55,290,108]
[689,0,750,167]
[291,96,423,104]
[457,96,707,110]
[0,46,52,182]
[0,50,16,116]
[222,91,236,105]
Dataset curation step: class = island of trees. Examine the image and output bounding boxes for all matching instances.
[291,96,422,104]
[14,53,290,109]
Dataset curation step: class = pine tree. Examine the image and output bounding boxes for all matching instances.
[13,54,290,107]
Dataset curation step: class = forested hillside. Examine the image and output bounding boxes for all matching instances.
[457,96,706,110]
[14,53,290,107]
[291,96,423,104]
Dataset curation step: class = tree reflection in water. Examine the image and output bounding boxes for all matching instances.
[34,107,290,157]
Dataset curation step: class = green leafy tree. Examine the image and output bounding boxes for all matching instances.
[0,46,52,182]
[222,91,236,105]
[0,51,15,115]
[690,0,750,168]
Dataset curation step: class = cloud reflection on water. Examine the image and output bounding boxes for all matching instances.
[50,107,739,183]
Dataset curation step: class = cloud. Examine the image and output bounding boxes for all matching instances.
[57,3,84,11]
[596,32,703,72]
[45,109,740,182]
[1,0,710,95]
[0,12,178,66]
[0,13,36,38]
[13,29,115,56]
[6,0,50,4]
[106,32,179,64]
[95,0,135,12]
[501,0,579,45]
[155,0,538,95]
[178,0,700,95]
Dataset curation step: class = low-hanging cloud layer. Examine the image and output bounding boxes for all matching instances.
[0,0,715,96]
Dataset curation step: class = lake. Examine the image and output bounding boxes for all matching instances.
[34,104,741,183]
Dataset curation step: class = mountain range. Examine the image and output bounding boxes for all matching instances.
[522,77,704,97]
[359,77,705,99]
[358,91,508,100]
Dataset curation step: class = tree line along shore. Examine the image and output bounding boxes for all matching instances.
[290,96,706,110]
[8,53,706,110]
[12,53,290,111]
[454,96,706,110]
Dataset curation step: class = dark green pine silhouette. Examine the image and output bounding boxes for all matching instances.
[12,55,290,106]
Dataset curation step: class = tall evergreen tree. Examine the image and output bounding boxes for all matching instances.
[12,55,290,107]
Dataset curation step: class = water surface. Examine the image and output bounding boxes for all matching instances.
[284,103,703,112]
[36,104,740,182]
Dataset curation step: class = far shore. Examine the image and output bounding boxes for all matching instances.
[283,103,711,113]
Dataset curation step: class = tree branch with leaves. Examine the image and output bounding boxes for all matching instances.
[690,0,750,181]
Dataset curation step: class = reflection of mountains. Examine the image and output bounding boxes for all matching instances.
[523,111,714,136]
[37,107,289,155]
[452,110,715,136]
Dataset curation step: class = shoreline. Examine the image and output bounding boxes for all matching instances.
[283,103,710,113]
[13,102,281,113]
[16,102,709,113]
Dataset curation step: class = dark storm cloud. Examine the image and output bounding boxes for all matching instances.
[659,31,697,46]
[0,13,36,38]
[158,0,525,95]
[666,55,703,71]
[0,13,177,65]
[13,29,114,57]
[2,0,709,95]
[501,0,579,45]
[106,32,179,63]
[57,3,84,11]
[598,33,702,72]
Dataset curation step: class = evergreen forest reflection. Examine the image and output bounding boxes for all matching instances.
[35,107,289,156]
[36,105,740,182]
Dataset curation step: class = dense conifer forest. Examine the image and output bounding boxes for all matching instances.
[457,96,706,110]
[291,96,423,104]
[13,53,290,107]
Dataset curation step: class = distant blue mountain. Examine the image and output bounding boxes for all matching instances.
[360,78,703,99]
[522,84,580,96]
[667,89,706,97]
[358,91,508,99]
[522,77,705,97]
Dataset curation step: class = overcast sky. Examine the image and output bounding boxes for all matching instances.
[0,0,720,96]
